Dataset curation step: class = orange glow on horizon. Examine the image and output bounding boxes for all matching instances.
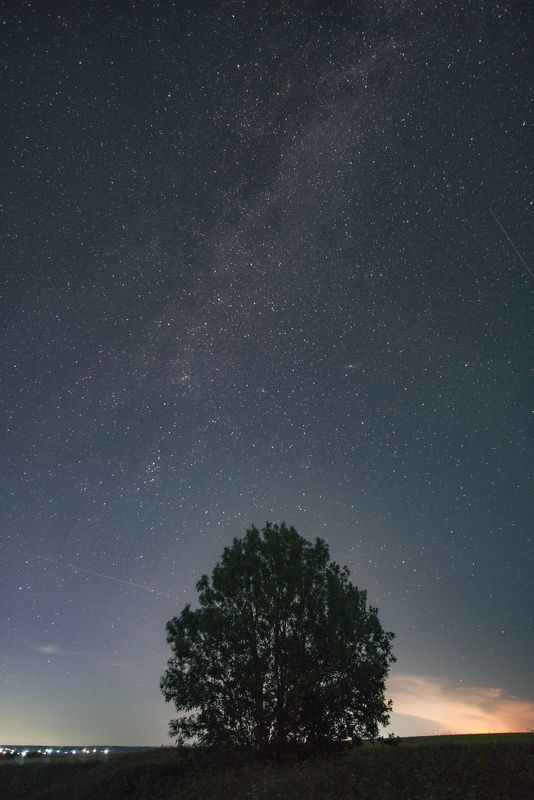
[388,674,534,736]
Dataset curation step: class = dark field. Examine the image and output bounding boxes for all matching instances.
[1,733,533,800]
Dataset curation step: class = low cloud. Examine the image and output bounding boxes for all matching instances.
[31,644,62,655]
[388,673,534,736]
[30,644,131,670]
[30,643,85,657]
[108,660,134,670]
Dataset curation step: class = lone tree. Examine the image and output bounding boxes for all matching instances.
[161,523,395,758]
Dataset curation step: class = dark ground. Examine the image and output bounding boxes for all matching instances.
[0,733,533,799]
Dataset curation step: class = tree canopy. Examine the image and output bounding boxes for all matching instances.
[161,523,395,758]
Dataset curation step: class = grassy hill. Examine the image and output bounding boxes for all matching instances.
[0,733,533,799]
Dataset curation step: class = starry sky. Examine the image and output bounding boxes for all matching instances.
[1,0,533,745]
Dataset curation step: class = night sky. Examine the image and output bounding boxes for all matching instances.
[1,0,532,746]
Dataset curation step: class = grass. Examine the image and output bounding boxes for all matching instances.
[0,733,533,799]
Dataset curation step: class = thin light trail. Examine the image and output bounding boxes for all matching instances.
[489,207,533,281]
[8,548,180,601]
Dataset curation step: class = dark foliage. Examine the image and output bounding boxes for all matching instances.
[161,523,395,758]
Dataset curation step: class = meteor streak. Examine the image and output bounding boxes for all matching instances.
[490,207,533,281]
[9,549,179,601]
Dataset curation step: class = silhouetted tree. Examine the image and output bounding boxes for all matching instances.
[161,523,395,759]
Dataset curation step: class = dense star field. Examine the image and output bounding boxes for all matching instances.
[1,0,532,745]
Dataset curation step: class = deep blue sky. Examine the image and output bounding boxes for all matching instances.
[1,0,532,744]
